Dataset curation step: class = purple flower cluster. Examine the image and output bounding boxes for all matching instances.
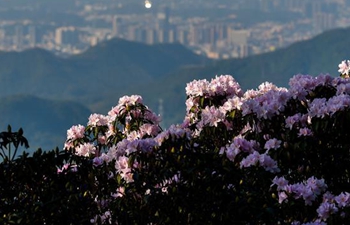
[308,94,350,118]
[288,74,333,101]
[154,124,191,146]
[220,135,256,161]
[183,72,350,221]
[285,113,308,130]
[64,61,350,224]
[272,176,328,206]
[242,84,290,119]
[315,191,350,220]
[264,138,281,151]
[240,151,280,173]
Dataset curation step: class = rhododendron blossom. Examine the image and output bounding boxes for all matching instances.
[66,124,85,141]
[298,128,313,137]
[61,62,350,224]
[185,79,209,96]
[338,60,350,77]
[272,176,328,208]
[264,138,281,151]
[197,105,225,128]
[317,202,338,220]
[88,113,109,127]
[75,142,96,157]
[272,176,289,191]
[219,96,243,112]
[154,124,191,146]
[221,135,255,162]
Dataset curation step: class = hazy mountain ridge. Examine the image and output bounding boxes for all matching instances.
[1,27,350,151]
[112,27,350,126]
[0,38,208,102]
[0,95,91,152]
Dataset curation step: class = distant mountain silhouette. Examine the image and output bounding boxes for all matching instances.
[0,27,350,151]
[164,27,350,91]
[109,27,350,126]
[0,95,91,153]
[0,38,208,103]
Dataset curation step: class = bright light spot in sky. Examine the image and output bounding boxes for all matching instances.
[145,0,152,9]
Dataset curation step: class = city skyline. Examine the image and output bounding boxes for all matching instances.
[0,0,348,58]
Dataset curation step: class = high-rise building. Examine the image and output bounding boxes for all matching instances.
[157,6,171,42]
[227,28,251,58]
[157,29,165,43]
[176,29,188,45]
[0,29,5,47]
[313,12,334,32]
[227,28,249,46]
[168,29,175,43]
[14,25,23,50]
[188,25,200,45]
[146,29,155,44]
[112,16,122,37]
[127,26,137,41]
[55,28,63,45]
[28,25,36,48]
[55,27,80,46]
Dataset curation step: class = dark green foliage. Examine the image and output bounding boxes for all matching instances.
[0,148,98,225]
[0,125,29,162]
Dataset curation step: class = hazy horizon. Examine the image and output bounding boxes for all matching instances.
[0,0,347,58]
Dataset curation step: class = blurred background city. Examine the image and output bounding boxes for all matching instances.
[0,0,347,59]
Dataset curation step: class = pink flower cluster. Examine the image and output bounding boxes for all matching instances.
[65,124,85,149]
[185,75,243,98]
[338,60,350,77]
[108,95,143,118]
[185,75,243,128]
[196,105,226,129]
[64,95,163,187]
[240,151,280,173]
[115,155,134,183]
[75,142,96,157]
[88,113,109,127]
